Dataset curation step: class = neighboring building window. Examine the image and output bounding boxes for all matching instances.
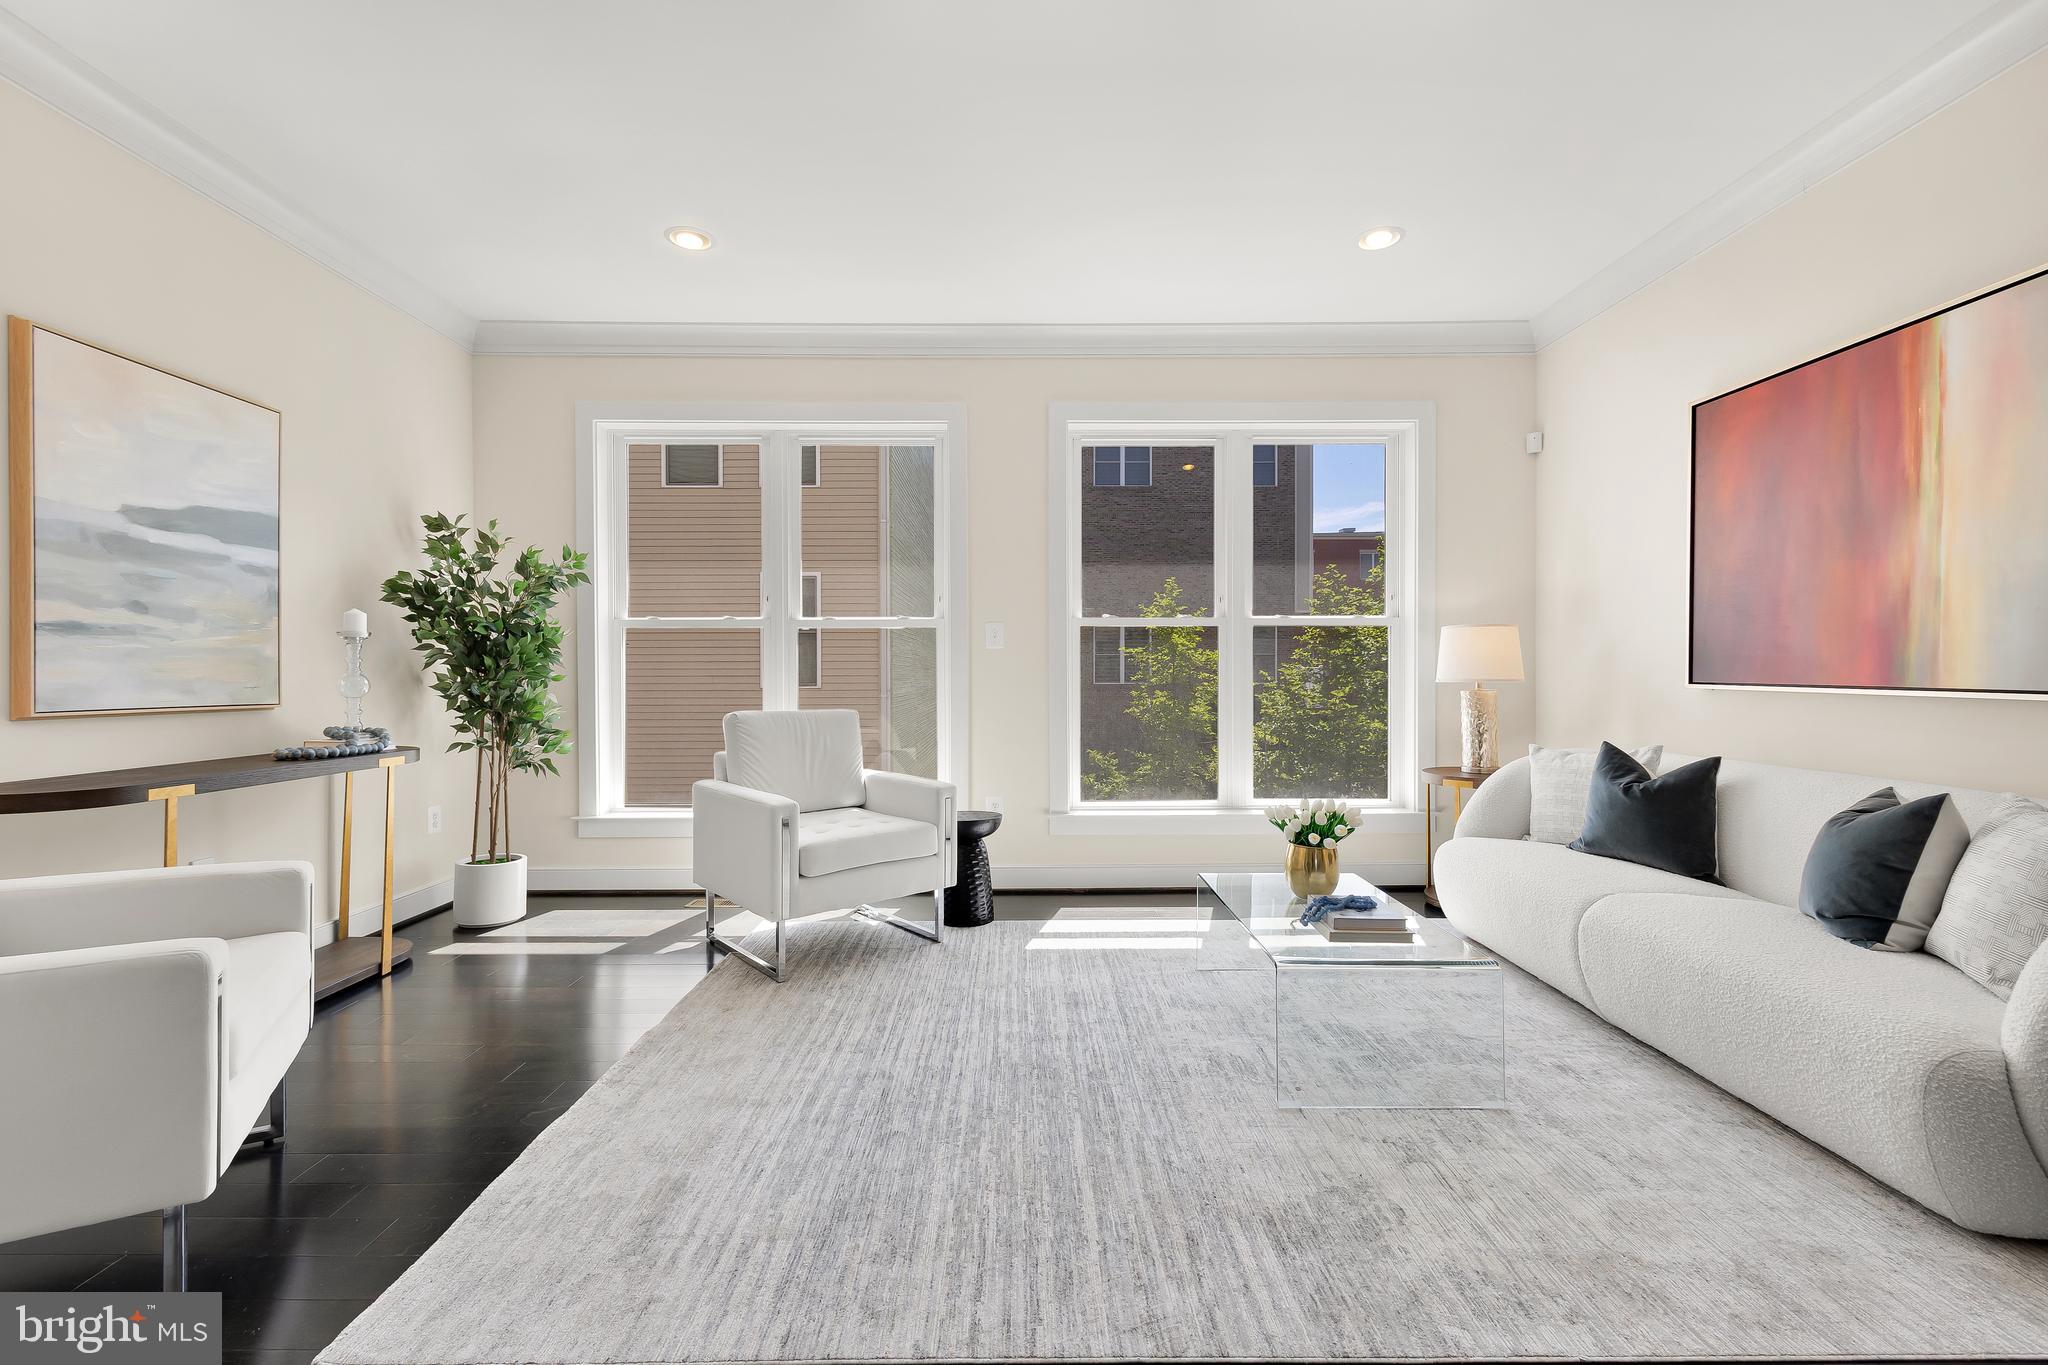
[797,629,821,688]
[1253,626,1278,681]
[1360,550,1381,577]
[1091,627,1149,684]
[1089,445,1152,488]
[802,572,822,616]
[662,443,723,487]
[801,444,821,487]
[1252,443,1278,488]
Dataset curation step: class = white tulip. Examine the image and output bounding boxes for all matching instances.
[1307,832,1322,845]
[1334,823,1349,837]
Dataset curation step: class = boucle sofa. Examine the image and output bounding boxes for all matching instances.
[1433,753,2048,1238]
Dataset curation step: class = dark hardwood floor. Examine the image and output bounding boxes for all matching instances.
[0,885,1418,1364]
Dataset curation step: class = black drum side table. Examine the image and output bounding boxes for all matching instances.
[945,810,1002,927]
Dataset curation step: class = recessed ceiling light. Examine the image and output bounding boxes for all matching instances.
[665,226,714,251]
[1357,226,1404,251]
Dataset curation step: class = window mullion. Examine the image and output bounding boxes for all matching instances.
[760,431,796,710]
[1218,434,1253,808]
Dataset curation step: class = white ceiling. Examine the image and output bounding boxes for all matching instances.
[0,0,2037,345]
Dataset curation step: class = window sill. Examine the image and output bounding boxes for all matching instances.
[576,811,693,838]
[1048,807,1423,837]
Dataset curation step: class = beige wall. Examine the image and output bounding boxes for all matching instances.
[0,80,476,927]
[473,353,1539,878]
[1531,53,2048,794]
[1534,49,2048,795]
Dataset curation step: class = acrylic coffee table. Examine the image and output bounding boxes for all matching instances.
[1195,871,1505,1110]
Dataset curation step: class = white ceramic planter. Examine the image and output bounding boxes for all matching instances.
[454,853,528,930]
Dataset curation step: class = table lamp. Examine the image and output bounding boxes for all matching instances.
[1436,624,1523,773]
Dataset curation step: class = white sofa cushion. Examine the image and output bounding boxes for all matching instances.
[1578,892,2048,1237]
[1661,753,2009,908]
[225,931,309,1077]
[1528,743,1663,844]
[1926,796,2048,1000]
[723,709,867,813]
[797,807,939,878]
[1430,837,1747,1008]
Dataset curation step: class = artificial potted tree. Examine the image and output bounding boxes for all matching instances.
[382,514,588,929]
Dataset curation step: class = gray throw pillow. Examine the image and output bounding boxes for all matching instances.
[1528,742,1663,845]
[1926,796,2048,1000]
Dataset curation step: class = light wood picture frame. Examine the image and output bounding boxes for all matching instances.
[8,316,282,718]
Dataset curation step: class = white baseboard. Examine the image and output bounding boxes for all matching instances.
[313,878,455,948]
[525,863,1426,894]
[993,862,1426,889]
[530,866,695,893]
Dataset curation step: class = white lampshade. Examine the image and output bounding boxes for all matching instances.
[1437,624,1524,683]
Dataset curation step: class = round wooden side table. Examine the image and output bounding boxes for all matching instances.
[1422,765,1493,912]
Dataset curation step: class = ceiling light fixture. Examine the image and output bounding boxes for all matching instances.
[665,226,714,251]
[1357,226,1404,251]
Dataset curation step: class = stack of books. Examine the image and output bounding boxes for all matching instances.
[1315,904,1417,942]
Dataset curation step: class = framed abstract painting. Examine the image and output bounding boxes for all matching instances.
[1690,266,2048,697]
[8,317,281,717]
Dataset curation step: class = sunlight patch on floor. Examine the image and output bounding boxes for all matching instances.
[430,941,623,956]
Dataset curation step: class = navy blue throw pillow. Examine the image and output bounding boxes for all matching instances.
[1799,788,1970,951]
[1569,742,1722,882]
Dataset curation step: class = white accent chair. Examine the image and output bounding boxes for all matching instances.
[693,709,955,981]
[0,862,315,1288]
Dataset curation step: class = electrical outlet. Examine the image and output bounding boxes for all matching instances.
[983,622,1006,649]
[427,805,444,835]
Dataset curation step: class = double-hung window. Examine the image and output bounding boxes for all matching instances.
[576,407,966,836]
[1050,405,1434,830]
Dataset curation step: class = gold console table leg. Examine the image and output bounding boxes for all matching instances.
[148,785,196,868]
[337,770,355,941]
[379,754,402,975]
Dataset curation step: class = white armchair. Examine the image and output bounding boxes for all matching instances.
[693,709,955,981]
[0,861,315,1289]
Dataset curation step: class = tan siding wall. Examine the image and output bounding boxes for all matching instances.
[624,443,895,799]
[629,442,760,616]
[624,631,760,806]
[800,445,885,760]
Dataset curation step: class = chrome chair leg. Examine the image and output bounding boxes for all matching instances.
[162,1205,187,1292]
[706,900,787,982]
[241,1079,287,1149]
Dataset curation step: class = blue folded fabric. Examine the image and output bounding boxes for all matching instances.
[1298,893,1380,924]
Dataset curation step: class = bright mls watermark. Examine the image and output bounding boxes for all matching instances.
[5,1294,220,1363]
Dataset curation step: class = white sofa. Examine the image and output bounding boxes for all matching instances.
[1434,754,2048,1238]
[0,861,315,1284]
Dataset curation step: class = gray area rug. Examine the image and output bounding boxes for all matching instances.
[320,915,2048,1362]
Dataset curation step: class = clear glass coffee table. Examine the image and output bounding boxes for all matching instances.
[1196,871,1505,1110]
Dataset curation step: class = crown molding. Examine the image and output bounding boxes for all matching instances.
[470,318,1537,358]
[0,9,477,348]
[1531,0,2048,348]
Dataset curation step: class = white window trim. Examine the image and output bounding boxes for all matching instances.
[660,442,725,488]
[1045,402,1435,836]
[574,402,969,838]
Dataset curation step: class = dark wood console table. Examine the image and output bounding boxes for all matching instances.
[0,747,422,1000]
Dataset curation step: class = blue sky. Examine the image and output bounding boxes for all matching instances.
[1311,443,1385,533]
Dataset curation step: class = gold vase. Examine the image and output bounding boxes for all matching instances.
[1285,844,1339,898]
